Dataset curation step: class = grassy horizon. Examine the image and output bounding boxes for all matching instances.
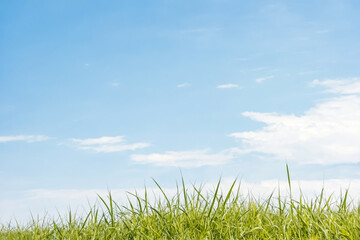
[2,167,360,239]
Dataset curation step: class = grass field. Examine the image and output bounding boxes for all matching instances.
[1,166,360,239]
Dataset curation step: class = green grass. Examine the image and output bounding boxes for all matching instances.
[2,166,360,239]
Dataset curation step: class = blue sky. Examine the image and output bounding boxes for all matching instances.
[1,0,360,223]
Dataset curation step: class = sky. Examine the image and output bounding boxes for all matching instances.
[1,0,360,223]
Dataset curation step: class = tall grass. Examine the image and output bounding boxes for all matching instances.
[2,167,360,239]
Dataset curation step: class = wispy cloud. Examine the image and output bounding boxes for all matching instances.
[179,27,221,34]
[131,148,239,167]
[177,82,191,88]
[239,67,266,73]
[71,136,150,153]
[234,57,249,62]
[0,135,50,143]
[109,81,120,87]
[72,136,124,145]
[255,75,274,83]
[311,78,360,94]
[217,84,240,89]
[176,27,221,42]
[80,143,150,152]
[230,78,360,165]
[298,70,318,75]
[316,29,330,34]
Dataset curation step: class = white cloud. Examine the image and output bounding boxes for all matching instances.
[230,78,360,165]
[217,84,239,89]
[131,148,239,167]
[255,75,274,83]
[71,136,124,145]
[0,135,50,143]
[80,143,150,153]
[71,136,150,153]
[311,78,360,94]
[177,82,191,88]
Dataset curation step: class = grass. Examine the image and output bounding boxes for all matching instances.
[2,165,360,239]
